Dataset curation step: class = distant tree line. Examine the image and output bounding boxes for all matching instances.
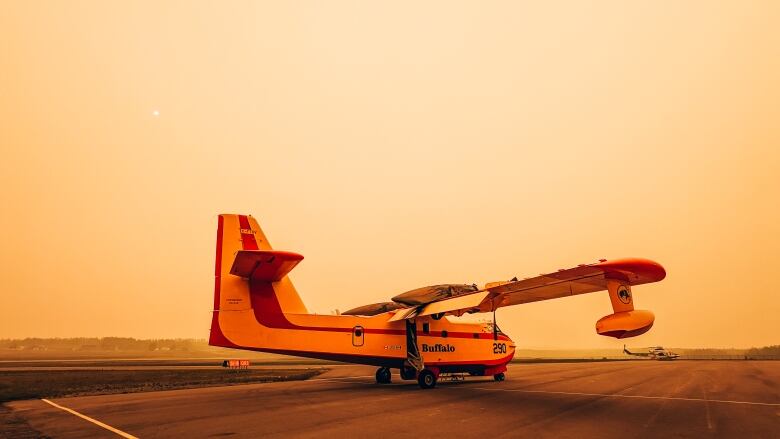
[0,338,210,352]
[745,345,780,356]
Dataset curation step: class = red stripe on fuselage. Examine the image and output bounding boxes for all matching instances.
[248,280,401,334]
[213,345,514,369]
[230,214,512,350]
[426,352,515,367]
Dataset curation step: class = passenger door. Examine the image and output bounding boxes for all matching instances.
[352,326,364,347]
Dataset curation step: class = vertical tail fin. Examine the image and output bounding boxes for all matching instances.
[209,214,308,348]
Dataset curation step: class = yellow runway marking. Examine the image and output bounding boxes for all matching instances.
[41,399,138,439]
[451,387,780,407]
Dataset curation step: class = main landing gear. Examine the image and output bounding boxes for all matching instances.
[391,367,503,388]
[375,367,392,384]
[417,369,438,389]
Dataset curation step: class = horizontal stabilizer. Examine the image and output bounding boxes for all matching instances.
[230,250,304,281]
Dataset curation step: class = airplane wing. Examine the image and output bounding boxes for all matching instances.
[487,258,665,308]
[386,258,665,339]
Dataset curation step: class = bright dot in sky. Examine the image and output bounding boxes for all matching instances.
[152,110,160,117]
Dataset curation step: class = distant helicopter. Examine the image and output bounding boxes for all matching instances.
[623,345,680,360]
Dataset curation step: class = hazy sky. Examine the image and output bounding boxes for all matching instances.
[1,2,778,348]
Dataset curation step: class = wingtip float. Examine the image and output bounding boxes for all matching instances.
[210,214,666,389]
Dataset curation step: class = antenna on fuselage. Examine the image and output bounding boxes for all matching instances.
[492,298,498,341]
[493,309,498,340]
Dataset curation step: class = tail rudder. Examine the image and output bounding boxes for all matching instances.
[209,214,242,347]
[213,215,258,316]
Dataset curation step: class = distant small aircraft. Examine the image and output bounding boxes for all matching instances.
[623,345,680,360]
[210,214,666,388]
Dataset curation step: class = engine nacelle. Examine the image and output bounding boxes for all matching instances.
[596,310,655,339]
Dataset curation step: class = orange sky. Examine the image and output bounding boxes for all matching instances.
[1,2,778,348]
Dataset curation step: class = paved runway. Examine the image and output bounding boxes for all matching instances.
[7,361,779,438]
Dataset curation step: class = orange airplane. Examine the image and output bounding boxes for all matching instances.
[209,214,666,388]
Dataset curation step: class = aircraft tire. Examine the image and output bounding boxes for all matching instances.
[375,367,392,384]
[418,369,437,389]
[493,372,505,382]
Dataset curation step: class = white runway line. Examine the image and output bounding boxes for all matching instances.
[41,399,138,438]
[449,386,780,407]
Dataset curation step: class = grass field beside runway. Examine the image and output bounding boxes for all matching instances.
[0,367,326,402]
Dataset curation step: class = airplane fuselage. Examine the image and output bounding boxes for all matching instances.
[210,214,515,377]
[212,303,516,374]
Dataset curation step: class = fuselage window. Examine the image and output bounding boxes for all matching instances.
[441,330,448,338]
[422,323,430,334]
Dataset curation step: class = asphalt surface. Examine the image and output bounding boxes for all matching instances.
[6,361,779,438]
